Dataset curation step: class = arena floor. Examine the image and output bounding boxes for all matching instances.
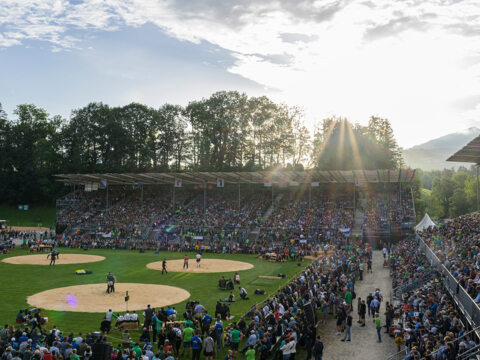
[0,248,307,334]
[147,258,254,273]
[27,283,190,312]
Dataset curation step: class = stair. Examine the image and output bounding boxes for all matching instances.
[248,193,284,241]
[351,205,364,238]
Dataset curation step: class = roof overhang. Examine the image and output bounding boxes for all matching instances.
[447,134,480,165]
[55,169,416,186]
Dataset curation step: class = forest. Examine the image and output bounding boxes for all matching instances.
[0,90,404,204]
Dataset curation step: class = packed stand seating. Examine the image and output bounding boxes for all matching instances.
[363,188,414,231]
[158,190,271,244]
[418,212,480,304]
[259,191,353,245]
[56,189,130,231]
[389,236,480,359]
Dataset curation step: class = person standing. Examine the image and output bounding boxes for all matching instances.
[229,326,242,359]
[341,312,352,342]
[106,272,116,294]
[47,250,58,266]
[181,324,194,357]
[191,331,202,360]
[344,290,353,312]
[162,259,168,275]
[313,336,323,360]
[359,262,364,281]
[196,253,201,268]
[359,300,366,327]
[183,255,189,269]
[375,313,382,343]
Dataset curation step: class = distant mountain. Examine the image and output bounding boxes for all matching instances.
[403,127,480,170]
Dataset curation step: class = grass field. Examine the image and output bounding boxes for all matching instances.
[0,248,309,340]
[0,204,56,227]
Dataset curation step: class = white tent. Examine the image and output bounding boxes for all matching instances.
[415,213,437,232]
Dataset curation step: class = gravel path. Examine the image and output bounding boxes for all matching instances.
[319,250,397,360]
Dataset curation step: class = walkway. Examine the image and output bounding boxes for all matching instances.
[319,250,396,360]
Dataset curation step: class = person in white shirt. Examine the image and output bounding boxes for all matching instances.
[196,253,201,268]
[130,311,139,323]
[124,312,131,321]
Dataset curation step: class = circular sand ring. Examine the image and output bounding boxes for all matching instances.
[147,259,254,273]
[27,283,190,313]
[2,254,105,265]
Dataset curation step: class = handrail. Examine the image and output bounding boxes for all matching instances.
[420,326,480,360]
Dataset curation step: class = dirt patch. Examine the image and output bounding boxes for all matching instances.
[9,226,51,232]
[27,283,190,313]
[2,254,105,265]
[147,259,253,273]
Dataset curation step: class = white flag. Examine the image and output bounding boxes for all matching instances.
[216,178,224,188]
[174,178,182,188]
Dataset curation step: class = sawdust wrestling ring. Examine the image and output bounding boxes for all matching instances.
[2,254,105,265]
[147,258,254,273]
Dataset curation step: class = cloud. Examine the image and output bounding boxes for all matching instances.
[364,16,430,41]
[452,95,480,111]
[280,33,318,43]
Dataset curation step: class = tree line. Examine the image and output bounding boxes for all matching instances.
[0,91,403,204]
[414,167,480,219]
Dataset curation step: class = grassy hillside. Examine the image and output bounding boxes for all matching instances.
[0,204,56,228]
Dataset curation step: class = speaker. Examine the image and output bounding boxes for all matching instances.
[92,342,113,360]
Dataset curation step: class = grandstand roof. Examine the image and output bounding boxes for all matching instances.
[447,134,480,164]
[55,169,415,186]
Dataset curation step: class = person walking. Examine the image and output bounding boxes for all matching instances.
[375,313,382,343]
[341,312,352,342]
[183,255,189,269]
[162,259,168,275]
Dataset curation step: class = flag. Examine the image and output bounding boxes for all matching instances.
[311,182,320,187]
[264,182,272,187]
[166,225,175,233]
[174,178,182,188]
[216,178,225,188]
[99,179,107,189]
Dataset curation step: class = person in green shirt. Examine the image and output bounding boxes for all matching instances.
[181,324,194,357]
[345,290,353,311]
[245,345,255,360]
[69,349,80,360]
[375,313,382,343]
[230,326,242,358]
[132,343,142,358]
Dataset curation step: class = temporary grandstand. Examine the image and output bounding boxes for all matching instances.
[54,169,416,249]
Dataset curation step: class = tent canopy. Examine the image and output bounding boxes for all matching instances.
[415,213,436,231]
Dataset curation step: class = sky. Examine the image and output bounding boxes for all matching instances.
[1,0,480,148]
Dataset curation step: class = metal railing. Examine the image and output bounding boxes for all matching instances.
[386,348,407,360]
